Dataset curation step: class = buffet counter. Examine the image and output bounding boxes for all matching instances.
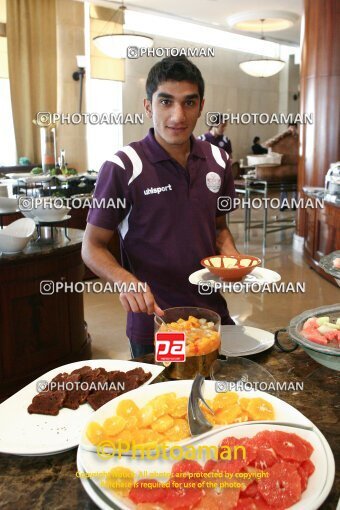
[0,333,338,509]
[0,228,91,400]
[300,189,340,285]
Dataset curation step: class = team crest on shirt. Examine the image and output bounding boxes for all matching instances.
[206,172,221,193]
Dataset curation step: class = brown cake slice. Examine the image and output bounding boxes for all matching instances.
[51,372,69,384]
[107,372,128,394]
[61,374,88,410]
[126,368,152,384]
[27,390,67,416]
[89,373,109,393]
[124,375,141,392]
[81,368,101,385]
[71,365,93,376]
[87,391,118,411]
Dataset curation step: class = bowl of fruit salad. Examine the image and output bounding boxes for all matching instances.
[287,304,340,371]
[201,254,261,282]
[154,307,221,379]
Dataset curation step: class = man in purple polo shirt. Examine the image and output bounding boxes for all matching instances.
[198,114,233,159]
[82,56,239,357]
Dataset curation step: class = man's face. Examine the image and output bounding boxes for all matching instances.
[144,80,204,146]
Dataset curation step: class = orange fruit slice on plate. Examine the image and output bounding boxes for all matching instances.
[246,398,274,420]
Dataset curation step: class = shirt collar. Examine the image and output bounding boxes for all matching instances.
[142,128,206,163]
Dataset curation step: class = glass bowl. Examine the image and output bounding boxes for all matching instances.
[154,307,221,379]
[288,304,340,371]
[319,251,340,286]
[210,357,277,395]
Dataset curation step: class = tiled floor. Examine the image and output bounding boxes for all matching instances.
[84,199,339,360]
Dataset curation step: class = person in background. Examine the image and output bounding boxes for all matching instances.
[252,136,268,155]
[198,114,232,159]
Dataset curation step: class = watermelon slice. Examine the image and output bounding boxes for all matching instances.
[302,317,319,330]
[301,328,328,345]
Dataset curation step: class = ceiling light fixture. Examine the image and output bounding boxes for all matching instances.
[239,19,285,78]
[227,10,299,32]
[93,4,153,59]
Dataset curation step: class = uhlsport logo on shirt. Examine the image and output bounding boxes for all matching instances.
[144,184,173,195]
[206,172,221,193]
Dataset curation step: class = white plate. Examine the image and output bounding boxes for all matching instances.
[77,454,119,510]
[189,267,281,290]
[33,214,71,224]
[55,174,84,182]
[22,175,52,183]
[7,173,52,183]
[80,380,312,455]
[6,173,31,179]
[0,359,164,456]
[83,172,98,181]
[221,326,274,356]
[78,421,335,510]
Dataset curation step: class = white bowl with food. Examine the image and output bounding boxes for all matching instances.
[201,254,261,282]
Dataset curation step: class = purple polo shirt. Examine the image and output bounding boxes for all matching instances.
[87,128,237,342]
[198,132,232,157]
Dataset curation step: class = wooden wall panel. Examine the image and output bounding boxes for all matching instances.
[297,0,340,235]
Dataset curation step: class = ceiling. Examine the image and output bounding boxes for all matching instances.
[91,0,303,45]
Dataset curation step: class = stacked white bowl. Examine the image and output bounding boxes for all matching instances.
[0,218,35,254]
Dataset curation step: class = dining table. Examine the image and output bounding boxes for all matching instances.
[0,329,338,510]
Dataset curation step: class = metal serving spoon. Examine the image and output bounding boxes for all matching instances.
[153,312,167,328]
[188,374,215,436]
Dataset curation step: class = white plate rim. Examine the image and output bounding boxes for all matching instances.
[189,267,281,289]
[220,325,275,356]
[77,453,119,510]
[0,359,164,456]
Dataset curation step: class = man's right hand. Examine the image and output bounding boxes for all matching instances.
[118,276,164,316]
[81,224,163,316]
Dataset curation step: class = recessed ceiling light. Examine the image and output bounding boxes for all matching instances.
[227,10,299,32]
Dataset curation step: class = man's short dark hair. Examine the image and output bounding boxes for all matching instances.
[146,56,205,102]
[253,136,260,144]
[288,122,298,127]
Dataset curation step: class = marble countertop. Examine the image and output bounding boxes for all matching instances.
[0,228,84,264]
[0,331,338,509]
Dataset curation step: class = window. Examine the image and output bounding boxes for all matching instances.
[0,79,16,165]
[86,78,123,171]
